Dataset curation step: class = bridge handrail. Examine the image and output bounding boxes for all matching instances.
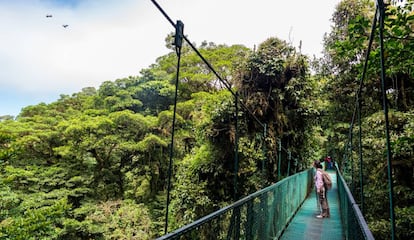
[336,167,375,240]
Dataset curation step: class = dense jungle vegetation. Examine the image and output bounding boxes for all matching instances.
[0,0,413,239]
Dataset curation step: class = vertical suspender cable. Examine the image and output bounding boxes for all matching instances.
[150,2,301,234]
[151,0,266,131]
[347,102,357,179]
[234,92,239,200]
[277,139,281,180]
[342,0,380,209]
[377,1,396,239]
[287,150,291,177]
[262,124,267,186]
[350,133,354,192]
[164,20,184,235]
[356,6,378,214]
[347,4,378,210]
[341,148,346,173]
[150,0,271,213]
[357,97,364,211]
[346,105,356,188]
[262,124,267,173]
[293,158,297,174]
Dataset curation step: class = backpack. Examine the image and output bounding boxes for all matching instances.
[322,171,332,190]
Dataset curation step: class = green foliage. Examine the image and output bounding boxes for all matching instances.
[369,206,414,240]
[0,25,343,237]
[319,1,414,239]
[81,200,154,240]
[134,80,175,115]
[0,184,20,220]
[235,36,315,177]
[137,134,167,152]
[0,198,70,240]
[169,145,215,229]
[0,131,15,163]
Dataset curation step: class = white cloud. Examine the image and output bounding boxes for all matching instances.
[0,0,340,116]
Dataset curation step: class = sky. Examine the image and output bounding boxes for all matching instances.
[0,0,341,117]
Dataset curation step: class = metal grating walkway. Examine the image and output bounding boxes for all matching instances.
[279,171,344,240]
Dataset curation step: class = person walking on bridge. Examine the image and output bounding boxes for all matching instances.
[314,161,330,218]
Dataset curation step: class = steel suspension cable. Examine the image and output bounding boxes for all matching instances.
[150,1,302,177]
[150,0,265,129]
[356,6,379,214]
[350,129,355,192]
[357,98,363,211]
[377,1,396,238]
[234,93,239,200]
[164,20,184,235]
[150,0,268,232]
[352,7,378,213]
[346,2,395,235]
[149,1,267,202]
[151,1,300,233]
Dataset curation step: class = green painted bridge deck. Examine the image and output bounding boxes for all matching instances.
[280,171,344,240]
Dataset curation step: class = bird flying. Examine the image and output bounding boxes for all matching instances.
[46,14,52,18]
[62,24,69,28]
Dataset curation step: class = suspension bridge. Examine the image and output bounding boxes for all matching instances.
[158,168,373,240]
[151,0,397,239]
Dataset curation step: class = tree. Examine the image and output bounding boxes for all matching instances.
[235,37,314,178]
[320,0,414,238]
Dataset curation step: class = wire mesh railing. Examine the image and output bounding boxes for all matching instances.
[336,167,375,240]
[157,169,313,240]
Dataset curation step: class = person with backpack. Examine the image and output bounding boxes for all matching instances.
[313,160,330,218]
[325,156,332,169]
